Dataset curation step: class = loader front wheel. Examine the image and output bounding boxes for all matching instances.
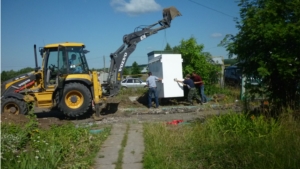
[57,82,91,117]
[1,98,28,115]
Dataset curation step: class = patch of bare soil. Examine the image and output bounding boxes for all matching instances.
[107,93,198,109]
[1,93,240,129]
[1,112,69,130]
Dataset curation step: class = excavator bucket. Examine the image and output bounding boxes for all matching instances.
[163,6,182,21]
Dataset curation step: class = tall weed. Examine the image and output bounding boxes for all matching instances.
[143,113,300,169]
[1,119,110,169]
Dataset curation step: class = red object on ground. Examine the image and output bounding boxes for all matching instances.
[167,119,184,125]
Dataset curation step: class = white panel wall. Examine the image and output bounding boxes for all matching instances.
[148,53,184,98]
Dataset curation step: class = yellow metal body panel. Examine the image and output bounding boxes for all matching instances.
[65,74,91,81]
[44,42,84,48]
[92,71,102,104]
[34,91,54,108]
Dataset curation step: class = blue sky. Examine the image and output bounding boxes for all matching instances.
[1,0,240,71]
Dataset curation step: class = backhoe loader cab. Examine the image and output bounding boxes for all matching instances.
[40,42,90,77]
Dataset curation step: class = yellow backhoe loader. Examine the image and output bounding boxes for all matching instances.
[1,6,181,118]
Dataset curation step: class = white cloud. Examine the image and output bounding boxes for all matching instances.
[211,33,222,38]
[110,0,162,16]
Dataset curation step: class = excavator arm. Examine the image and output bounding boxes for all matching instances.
[105,6,181,96]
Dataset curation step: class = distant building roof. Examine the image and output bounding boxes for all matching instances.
[141,67,148,73]
[147,50,180,56]
[212,57,224,65]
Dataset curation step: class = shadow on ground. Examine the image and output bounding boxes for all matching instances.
[136,92,191,107]
[34,107,95,120]
[100,102,120,115]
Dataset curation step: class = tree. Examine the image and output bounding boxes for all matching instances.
[131,61,141,77]
[1,71,8,82]
[1,67,35,82]
[164,43,172,51]
[123,67,129,75]
[173,37,220,85]
[220,0,300,111]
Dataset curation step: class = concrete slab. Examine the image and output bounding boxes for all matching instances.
[93,123,145,169]
[122,163,144,169]
[94,164,116,169]
[93,123,127,168]
[123,124,144,164]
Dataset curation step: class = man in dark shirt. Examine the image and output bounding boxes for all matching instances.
[191,72,207,103]
[175,74,202,105]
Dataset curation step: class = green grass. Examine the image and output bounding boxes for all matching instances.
[115,124,130,169]
[1,115,111,169]
[143,112,300,169]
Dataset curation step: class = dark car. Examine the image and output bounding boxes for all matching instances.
[224,66,242,87]
[224,66,262,87]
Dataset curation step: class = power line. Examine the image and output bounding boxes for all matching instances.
[188,0,236,18]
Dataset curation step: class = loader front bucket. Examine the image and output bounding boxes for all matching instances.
[163,6,182,21]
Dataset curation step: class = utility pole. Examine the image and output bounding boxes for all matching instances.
[103,55,105,72]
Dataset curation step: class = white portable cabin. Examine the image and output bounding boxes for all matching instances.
[147,51,184,98]
[97,71,109,84]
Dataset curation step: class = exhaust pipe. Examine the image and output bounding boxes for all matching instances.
[34,44,39,72]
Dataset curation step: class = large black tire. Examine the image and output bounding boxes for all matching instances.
[57,82,92,117]
[1,98,28,115]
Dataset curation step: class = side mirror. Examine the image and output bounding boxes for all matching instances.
[39,48,44,57]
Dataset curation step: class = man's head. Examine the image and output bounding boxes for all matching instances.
[185,74,191,79]
[148,72,152,76]
[71,54,77,60]
[192,72,197,76]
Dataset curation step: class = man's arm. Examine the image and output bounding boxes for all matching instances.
[174,78,186,85]
[155,76,163,81]
[175,79,184,84]
[194,81,203,84]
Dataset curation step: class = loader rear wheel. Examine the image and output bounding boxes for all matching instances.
[1,98,28,115]
[57,82,92,117]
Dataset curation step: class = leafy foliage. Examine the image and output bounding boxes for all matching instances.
[1,67,35,82]
[143,113,300,169]
[164,43,172,51]
[1,116,110,169]
[131,61,141,77]
[173,37,221,85]
[123,67,130,75]
[220,0,300,112]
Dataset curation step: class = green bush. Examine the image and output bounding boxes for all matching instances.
[1,117,110,169]
[143,113,300,169]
